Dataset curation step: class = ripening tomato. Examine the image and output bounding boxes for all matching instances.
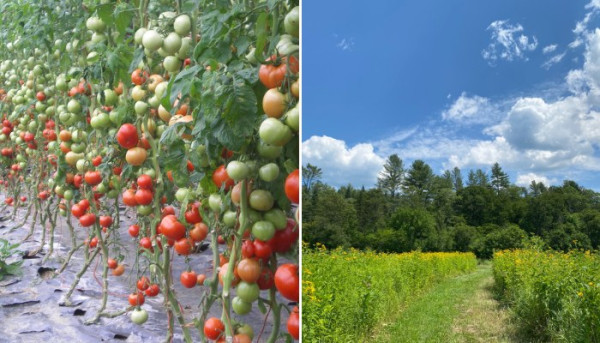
[174,238,193,255]
[259,55,298,89]
[126,147,147,166]
[128,292,145,306]
[189,222,208,242]
[84,171,102,186]
[131,69,148,86]
[36,91,46,101]
[123,189,138,206]
[262,88,287,118]
[204,317,225,341]
[274,264,299,302]
[161,206,176,217]
[112,264,125,276]
[116,123,139,149]
[237,258,261,283]
[285,169,299,204]
[180,271,197,288]
[212,165,234,191]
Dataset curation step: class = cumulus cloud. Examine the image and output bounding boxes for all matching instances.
[515,173,557,187]
[442,92,500,124]
[302,136,385,188]
[482,20,538,64]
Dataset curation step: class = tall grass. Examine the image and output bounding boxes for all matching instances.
[493,249,600,342]
[302,244,477,342]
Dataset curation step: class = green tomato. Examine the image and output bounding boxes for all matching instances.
[67,99,81,113]
[226,161,249,181]
[284,7,299,38]
[264,209,287,230]
[130,308,148,325]
[64,190,74,201]
[223,210,237,227]
[258,163,279,182]
[237,324,254,339]
[163,32,182,54]
[285,106,299,132]
[257,141,282,160]
[135,101,149,116]
[137,205,153,216]
[174,15,191,36]
[103,89,118,106]
[236,281,260,303]
[259,118,292,146]
[252,220,275,241]
[208,193,223,212]
[232,296,252,315]
[249,189,274,211]
[107,189,119,199]
[175,187,189,202]
[142,30,163,52]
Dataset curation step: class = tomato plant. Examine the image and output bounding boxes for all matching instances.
[0,0,300,341]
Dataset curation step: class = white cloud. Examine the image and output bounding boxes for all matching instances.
[515,173,557,187]
[542,44,558,54]
[302,136,385,187]
[569,0,600,49]
[541,52,566,69]
[482,20,538,64]
[336,37,354,51]
[442,92,499,124]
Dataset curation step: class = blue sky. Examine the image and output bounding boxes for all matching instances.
[302,0,600,190]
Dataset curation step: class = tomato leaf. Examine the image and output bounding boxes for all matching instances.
[254,12,268,62]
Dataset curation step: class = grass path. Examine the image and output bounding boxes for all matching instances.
[370,263,516,343]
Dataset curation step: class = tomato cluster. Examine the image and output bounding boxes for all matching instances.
[0,1,300,342]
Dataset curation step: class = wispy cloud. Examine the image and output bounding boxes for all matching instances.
[541,52,566,69]
[333,33,355,51]
[542,44,558,54]
[482,20,538,65]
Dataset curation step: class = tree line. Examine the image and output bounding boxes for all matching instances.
[302,156,600,258]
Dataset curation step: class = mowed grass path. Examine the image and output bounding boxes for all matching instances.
[370,263,516,343]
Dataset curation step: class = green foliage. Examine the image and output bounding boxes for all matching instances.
[0,239,22,280]
[304,161,600,258]
[303,246,477,343]
[494,249,600,342]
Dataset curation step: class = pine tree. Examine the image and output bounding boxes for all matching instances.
[377,154,404,197]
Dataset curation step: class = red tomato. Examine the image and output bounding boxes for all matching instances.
[84,171,102,186]
[274,264,299,302]
[99,215,113,228]
[78,199,90,211]
[257,267,275,290]
[204,317,225,341]
[131,69,148,85]
[139,236,152,250]
[134,188,153,205]
[287,306,299,339]
[92,156,102,167]
[79,213,96,227]
[116,123,139,149]
[71,204,85,218]
[160,215,186,240]
[174,238,193,256]
[122,189,138,206]
[145,284,160,297]
[137,174,153,189]
[253,239,272,259]
[241,240,255,258]
[285,169,299,204]
[128,292,145,306]
[212,165,234,191]
[189,222,209,242]
[180,271,197,288]
[128,224,140,237]
[107,258,118,269]
[137,276,150,291]
[36,91,46,101]
[184,204,202,224]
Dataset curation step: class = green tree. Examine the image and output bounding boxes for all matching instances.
[490,162,510,193]
[377,154,404,197]
[388,207,436,251]
[451,167,464,191]
[302,163,322,191]
[402,160,434,207]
